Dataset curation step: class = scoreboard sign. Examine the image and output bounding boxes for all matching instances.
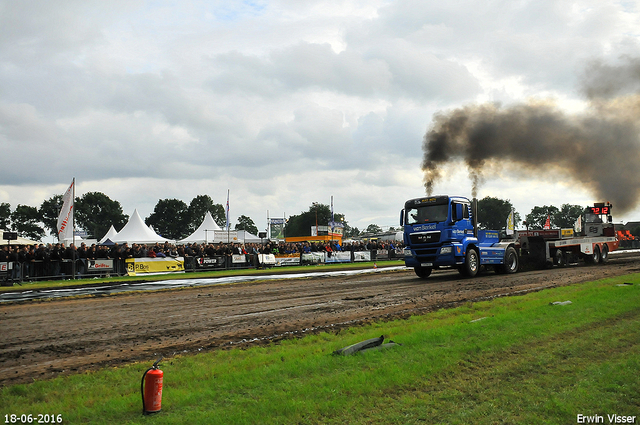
[588,203,612,215]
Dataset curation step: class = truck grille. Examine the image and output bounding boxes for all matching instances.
[410,231,441,245]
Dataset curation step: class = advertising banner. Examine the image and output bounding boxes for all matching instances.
[270,218,285,240]
[0,262,10,273]
[196,256,226,270]
[86,259,114,272]
[353,251,371,262]
[275,255,301,266]
[325,251,351,263]
[258,254,276,265]
[301,252,326,263]
[375,249,389,260]
[232,254,247,264]
[126,257,185,275]
[213,230,238,243]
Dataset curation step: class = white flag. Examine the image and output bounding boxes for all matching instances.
[506,209,515,235]
[57,179,74,241]
[574,215,582,233]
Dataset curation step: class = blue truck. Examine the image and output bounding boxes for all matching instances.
[400,195,618,279]
[400,195,519,279]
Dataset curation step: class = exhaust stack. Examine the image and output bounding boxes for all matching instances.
[472,197,478,238]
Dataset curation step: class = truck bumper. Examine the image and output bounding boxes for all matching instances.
[403,246,462,269]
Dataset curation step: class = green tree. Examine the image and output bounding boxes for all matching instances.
[343,223,360,238]
[0,202,10,230]
[75,192,128,239]
[553,204,583,229]
[146,199,190,240]
[286,203,332,237]
[364,224,383,234]
[10,204,45,240]
[39,195,63,236]
[525,205,560,229]
[477,196,520,231]
[235,215,258,235]
[187,195,226,232]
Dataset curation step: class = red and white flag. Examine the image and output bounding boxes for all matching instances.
[543,214,551,230]
[57,179,74,241]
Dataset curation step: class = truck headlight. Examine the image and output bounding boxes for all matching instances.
[440,246,452,255]
[403,248,412,257]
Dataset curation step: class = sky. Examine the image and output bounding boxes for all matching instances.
[1,0,640,239]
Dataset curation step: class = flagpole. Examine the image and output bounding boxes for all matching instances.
[226,189,230,244]
[72,177,76,280]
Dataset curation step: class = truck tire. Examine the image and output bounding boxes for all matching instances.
[462,248,479,278]
[600,245,609,263]
[414,266,432,279]
[501,246,519,274]
[586,245,601,265]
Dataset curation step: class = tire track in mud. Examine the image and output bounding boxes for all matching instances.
[2,254,639,386]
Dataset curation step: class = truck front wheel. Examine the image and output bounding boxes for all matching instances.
[414,266,432,279]
[501,247,519,274]
[462,248,479,278]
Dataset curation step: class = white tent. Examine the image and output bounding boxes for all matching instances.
[99,225,119,244]
[0,230,41,245]
[237,230,262,244]
[178,211,222,244]
[113,209,175,244]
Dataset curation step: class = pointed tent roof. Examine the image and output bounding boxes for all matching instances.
[178,211,222,244]
[99,225,119,244]
[113,209,175,244]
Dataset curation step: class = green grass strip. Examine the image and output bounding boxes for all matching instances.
[2,274,639,424]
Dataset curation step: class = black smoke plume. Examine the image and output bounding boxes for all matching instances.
[422,57,640,214]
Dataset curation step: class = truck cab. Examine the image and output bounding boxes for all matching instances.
[400,195,518,279]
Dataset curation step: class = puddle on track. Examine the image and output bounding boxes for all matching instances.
[0,266,407,303]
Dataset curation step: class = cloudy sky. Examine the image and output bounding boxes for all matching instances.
[1,0,639,238]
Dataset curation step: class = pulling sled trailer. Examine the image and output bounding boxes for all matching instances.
[401,196,619,279]
[518,203,619,268]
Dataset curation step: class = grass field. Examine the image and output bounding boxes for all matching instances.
[2,273,639,424]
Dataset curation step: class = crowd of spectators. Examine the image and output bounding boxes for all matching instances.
[0,238,404,282]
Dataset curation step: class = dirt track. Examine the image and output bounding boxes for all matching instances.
[2,254,640,387]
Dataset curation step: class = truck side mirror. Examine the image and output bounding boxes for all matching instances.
[400,210,405,226]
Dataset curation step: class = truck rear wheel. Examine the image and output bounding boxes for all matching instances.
[462,248,479,278]
[586,245,601,264]
[600,245,609,263]
[501,246,519,274]
[414,266,432,279]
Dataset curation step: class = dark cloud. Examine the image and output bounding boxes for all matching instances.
[423,58,640,213]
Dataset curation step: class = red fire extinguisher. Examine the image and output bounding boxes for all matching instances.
[141,357,163,415]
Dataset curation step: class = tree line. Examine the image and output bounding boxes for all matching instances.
[4,192,634,242]
[0,193,259,241]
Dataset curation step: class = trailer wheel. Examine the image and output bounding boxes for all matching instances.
[589,245,601,264]
[414,266,432,279]
[462,248,479,278]
[600,245,609,263]
[501,247,519,274]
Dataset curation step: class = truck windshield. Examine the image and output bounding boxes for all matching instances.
[406,204,449,224]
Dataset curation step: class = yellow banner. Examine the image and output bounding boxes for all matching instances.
[126,257,185,276]
[561,229,574,238]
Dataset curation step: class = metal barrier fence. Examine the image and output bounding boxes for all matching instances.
[0,249,403,286]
